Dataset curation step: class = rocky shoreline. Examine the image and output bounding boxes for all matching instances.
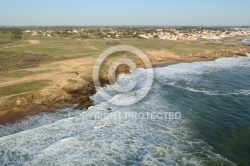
[0,76,96,125]
[0,51,249,126]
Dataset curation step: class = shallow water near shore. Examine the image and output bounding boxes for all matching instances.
[0,55,250,165]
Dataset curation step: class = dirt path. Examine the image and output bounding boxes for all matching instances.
[0,40,57,49]
[0,57,95,88]
[0,43,37,49]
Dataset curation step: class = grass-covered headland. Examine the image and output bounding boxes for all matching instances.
[0,26,249,125]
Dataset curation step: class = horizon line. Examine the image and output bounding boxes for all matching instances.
[1,25,250,28]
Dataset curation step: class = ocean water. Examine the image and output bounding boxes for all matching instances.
[0,55,250,166]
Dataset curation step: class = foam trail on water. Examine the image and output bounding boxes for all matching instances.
[1,56,249,165]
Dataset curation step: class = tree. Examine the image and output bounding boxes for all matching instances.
[11,29,23,40]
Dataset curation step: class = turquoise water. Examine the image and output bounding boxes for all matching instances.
[0,55,250,165]
[160,65,250,165]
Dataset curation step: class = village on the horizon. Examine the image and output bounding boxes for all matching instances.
[1,26,250,41]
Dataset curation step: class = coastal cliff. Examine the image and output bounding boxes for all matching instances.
[0,49,249,125]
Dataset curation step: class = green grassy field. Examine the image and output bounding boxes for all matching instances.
[0,31,250,119]
[0,80,51,97]
[0,70,34,78]
[0,35,249,101]
[0,36,247,72]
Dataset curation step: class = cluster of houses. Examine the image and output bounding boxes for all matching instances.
[138,28,250,40]
[24,30,54,37]
[23,27,250,41]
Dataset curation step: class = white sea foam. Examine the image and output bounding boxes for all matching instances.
[1,56,248,165]
[0,92,235,165]
[185,87,219,95]
[181,88,250,96]
[230,90,250,96]
[154,55,249,83]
